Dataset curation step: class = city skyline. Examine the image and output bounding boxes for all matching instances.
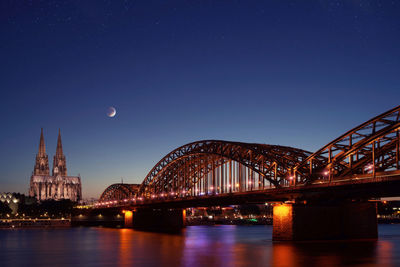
[1,1,400,198]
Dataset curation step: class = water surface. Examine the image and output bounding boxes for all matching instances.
[1,225,399,267]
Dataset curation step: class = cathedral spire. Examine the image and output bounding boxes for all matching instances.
[34,128,49,176]
[38,128,46,156]
[56,129,63,157]
[53,129,67,176]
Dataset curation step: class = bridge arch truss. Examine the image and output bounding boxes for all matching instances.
[294,105,400,185]
[138,141,312,197]
[98,106,400,203]
[99,183,139,202]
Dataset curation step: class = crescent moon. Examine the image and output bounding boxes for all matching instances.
[107,107,116,118]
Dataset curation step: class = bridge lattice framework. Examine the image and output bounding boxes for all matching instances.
[99,105,400,203]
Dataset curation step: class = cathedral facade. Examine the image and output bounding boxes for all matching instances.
[29,129,82,202]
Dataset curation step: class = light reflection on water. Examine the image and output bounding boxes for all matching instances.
[0,225,400,267]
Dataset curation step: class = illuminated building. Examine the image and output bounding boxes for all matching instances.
[0,192,19,213]
[29,129,82,202]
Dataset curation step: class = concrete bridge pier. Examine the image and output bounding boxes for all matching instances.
[272,201,377,241]
[124,208,186,232]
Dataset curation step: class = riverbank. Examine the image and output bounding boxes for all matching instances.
[2,217,399,229]
[378,218,400,224]
[0,219,70,228]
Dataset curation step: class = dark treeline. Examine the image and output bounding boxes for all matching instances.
[11,199,76,218]
[0,201,12,216]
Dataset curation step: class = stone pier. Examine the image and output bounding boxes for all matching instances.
[124,208,186,232]
[273,202,377,241]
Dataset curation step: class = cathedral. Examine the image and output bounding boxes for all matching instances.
[29,129,82,202]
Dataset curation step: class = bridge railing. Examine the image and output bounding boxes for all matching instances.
[94,170,400,208]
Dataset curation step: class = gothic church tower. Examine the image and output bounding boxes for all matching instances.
[33,128,50,176]
[52,129,67,176]
[30,128,82,202]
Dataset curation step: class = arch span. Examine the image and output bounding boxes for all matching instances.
[294,105,400,184]
[99,183,140,202]
[138,140,312,196]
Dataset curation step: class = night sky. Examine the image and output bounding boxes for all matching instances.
[1,1,399,198]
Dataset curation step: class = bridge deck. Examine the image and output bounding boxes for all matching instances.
[95,171,400,210]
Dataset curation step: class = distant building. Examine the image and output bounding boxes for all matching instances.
[0,192,20,213]
[0,193,35,214]
[29,129,82,202]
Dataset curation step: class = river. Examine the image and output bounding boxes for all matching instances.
[1,224,399,267]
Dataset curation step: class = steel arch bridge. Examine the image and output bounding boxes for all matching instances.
[98,105,400,204]
[99,183,139,202]
[294,105,400,185]
[137,141,313,197]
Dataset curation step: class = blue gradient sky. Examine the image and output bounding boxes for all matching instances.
[1,1,399,198]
